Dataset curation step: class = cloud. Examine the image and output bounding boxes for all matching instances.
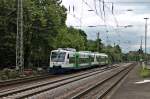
[62,0,150,53]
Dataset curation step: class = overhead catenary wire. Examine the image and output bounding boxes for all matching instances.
[67,1,81,26]
[98,0,104,20]
[63,0,130,47]
[69,0,116,32]
[105,1,150,4]
[98,0,122,46]
[94,0,98,14]
[82,0,105,22]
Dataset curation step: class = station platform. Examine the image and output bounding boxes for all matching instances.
[108,63,150,99]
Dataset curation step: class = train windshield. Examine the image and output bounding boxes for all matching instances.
[51,52,66,62]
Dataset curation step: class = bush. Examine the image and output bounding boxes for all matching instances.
[2,68,10,76]
[140,68,150,78]
[0,68,18,80]
[8,70,18,79]
[1,75,9,80]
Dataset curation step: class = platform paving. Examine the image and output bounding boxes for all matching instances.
[110,63,150,99]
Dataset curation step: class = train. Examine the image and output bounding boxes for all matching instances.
[49,48,109,73]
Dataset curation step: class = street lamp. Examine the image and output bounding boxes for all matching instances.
[117,25,133,28]
[88,9,94,11]
[144,18,149,65]
[124,25,133,28]
[127,9,133,12]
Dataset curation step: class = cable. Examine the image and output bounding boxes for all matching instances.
[94,0,98,14]
[98,0,104,20]
[105,2,150,4]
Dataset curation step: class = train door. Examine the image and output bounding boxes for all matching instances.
[66,53,69,64]
[75,53,79,68]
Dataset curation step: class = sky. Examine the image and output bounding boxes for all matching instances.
[61,0,150,53]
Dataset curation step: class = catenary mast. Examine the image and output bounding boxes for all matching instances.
[16,0,24,73]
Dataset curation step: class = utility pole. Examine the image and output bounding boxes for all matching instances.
[139,36,143,62]
[16,0,24,73]
[144,18,149,65]
[106,30,109,45]
[97,32,100,52]
[140,36,143,53]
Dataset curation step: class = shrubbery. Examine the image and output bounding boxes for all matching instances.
[0,68,19,80]
[140,67,150,78]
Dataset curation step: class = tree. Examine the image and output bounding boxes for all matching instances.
[0,0,88,69]
[86,38,103,52]
[54,27,87,51]
[0,0,17,68]
[102,45,123,63]
[23,0,68,67]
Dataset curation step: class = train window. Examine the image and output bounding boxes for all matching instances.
[67,54,69,59]
[51,52,66,62]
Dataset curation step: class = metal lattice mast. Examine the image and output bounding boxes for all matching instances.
[16,0,24,73]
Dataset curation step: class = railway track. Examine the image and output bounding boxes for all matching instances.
[0,74,53,87]
[27,63,134,99]
[71,63,134,99]
[0,65,111,91]
[0,64,121,99]
[0,64,116,88]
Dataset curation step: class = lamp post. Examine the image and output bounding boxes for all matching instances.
[144,18,149,65]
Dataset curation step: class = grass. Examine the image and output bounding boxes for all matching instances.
[140,67,150,78]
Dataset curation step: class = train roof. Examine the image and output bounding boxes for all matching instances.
[51,48,108,57]
[98,53,108,57]
[79,51,91,53]
[51,48,76,53]
[51,49,74,53]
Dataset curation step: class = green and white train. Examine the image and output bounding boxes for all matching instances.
[49,48,108,72]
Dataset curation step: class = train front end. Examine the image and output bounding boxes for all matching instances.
[50,50,66,67]
[49,48,75,73]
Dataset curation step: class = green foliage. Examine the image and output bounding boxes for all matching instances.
[0,0,130,69]
[86,40,123,63]
[23,0,68,67]
[86,40,97,52]
[140,67,150,78]
[0,0,87,68]
[124,50,144,62]
[0,68,18,80]
[8,69,18,79]
[1,75,9,80]
[102,45,123,63]
[86,39,103,52]
[54,27,86,51]
[0,0,16,67]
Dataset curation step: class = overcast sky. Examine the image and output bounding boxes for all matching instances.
[62,0,150,53]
